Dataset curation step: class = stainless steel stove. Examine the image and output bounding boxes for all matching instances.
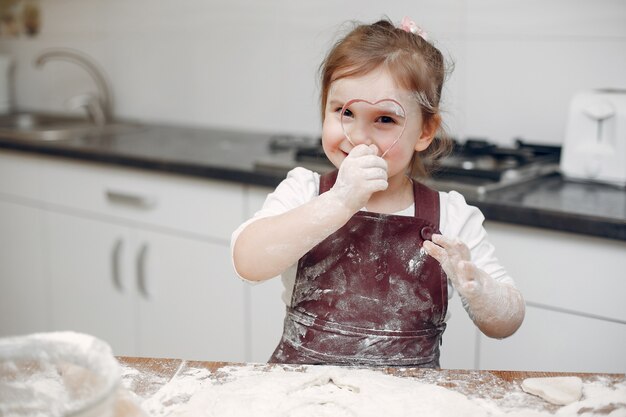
[254,136,561,198]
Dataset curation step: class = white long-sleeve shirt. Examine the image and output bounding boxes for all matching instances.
[231,167,516,317]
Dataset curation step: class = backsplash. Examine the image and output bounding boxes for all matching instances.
[0,0,624,145]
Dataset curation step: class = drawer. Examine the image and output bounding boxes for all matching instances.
[0,150,43,201]
[40,157,244,241]
[479,305,626,373]
[485,221,626,323]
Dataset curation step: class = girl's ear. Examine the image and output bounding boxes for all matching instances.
[414,114,441,152]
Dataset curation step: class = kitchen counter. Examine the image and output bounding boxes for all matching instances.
[1,121,625,241]
[114,356,625,416]
[471,173,626,241]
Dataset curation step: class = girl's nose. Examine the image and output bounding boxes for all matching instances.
[345,123,374,146]
[353,136,373,146]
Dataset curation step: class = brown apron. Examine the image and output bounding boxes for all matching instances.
[269,170,447,367]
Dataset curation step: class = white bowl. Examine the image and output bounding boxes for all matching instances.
[0,331,121,417]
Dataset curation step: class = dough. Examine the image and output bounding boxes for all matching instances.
[521,376,583,405]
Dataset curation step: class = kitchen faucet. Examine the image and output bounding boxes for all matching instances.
[34,48,113,126]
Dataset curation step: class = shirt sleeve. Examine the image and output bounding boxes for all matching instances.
[230,167,320,283]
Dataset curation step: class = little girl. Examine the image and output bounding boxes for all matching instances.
[231,17,525,368]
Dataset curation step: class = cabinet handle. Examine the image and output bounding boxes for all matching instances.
[111,238,124,292]
[136,242,150,299]
[106,189,157,209]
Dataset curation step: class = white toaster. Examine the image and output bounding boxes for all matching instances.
[560,89,626,187]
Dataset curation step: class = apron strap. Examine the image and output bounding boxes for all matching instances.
[319,170,440,230]
[413,181,441,231]
[319,170,338,194]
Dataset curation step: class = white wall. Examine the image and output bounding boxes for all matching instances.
[1,0,625,145]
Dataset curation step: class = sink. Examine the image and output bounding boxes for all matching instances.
[2,49,142,142]
[0,112,142,142]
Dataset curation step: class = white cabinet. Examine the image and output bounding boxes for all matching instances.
[44,211,135,355]
[481,221,626,373]
[134,227,245,361]
[0,149,247,362]
[479,304,626,373]
[485,222,626,323]
[0,200,48,337]
[0,150,49,337]
[44,210,247,361]
[440,292,478,370]
[0,150,43,201]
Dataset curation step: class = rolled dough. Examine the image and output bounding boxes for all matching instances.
[521,376,583,405]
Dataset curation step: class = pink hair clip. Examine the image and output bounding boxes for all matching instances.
[400,16,428,41]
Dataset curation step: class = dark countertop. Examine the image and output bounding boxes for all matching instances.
[472,174,626,241]
[1,122,625,242]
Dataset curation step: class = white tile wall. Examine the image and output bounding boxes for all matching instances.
[466,0,626,39]
[0,0,624,145]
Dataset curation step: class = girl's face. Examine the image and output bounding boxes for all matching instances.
[322,67,435,179]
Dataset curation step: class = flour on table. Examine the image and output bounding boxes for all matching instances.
[522,376,583,405]
[168,365,491,417]
[127,363,626,417]
[555,379,626,417]
[138,365,212,417]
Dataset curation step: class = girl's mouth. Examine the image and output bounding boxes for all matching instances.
[339,146,351,157]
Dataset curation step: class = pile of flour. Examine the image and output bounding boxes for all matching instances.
[0,331,120,417]
[130,364,626,417]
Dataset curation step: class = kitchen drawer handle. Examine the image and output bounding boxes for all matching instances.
[106,189,157,209]
[111,238,124,292]
[136,242,150,299]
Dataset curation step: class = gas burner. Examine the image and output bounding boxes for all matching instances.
[425,138,561,195]
[268,134,321,152]
[431,138,561,183]
[255,136,562,197]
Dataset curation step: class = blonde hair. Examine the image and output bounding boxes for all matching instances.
[319,18,453,178]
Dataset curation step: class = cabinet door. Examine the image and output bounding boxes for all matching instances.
[248,277,285,362]
[44,211,136,356]
[478,305,626,373]
[440,292,479,370]
[0,201,48,337]
[133,229,247,362]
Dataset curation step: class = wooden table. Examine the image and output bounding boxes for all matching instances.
[113,357,626,416]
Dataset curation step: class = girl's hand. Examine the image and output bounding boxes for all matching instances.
[331,144,388,213]
[423,233,525,339]
[423,234,485,299]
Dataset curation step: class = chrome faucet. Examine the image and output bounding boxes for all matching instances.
[34,48,113,126]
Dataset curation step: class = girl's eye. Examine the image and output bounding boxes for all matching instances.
[337,107,353,118]
[377,115,396,124]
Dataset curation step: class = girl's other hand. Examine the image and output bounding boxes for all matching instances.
[331,144,388,213]
[423,234,485,299]
[423,233,525,339]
